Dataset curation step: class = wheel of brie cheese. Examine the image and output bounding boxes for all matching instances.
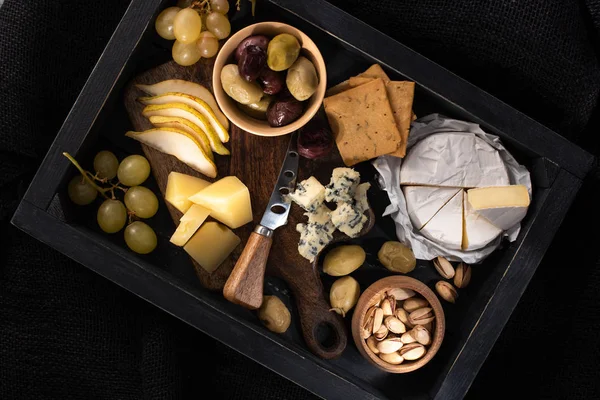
[400,133,530,252]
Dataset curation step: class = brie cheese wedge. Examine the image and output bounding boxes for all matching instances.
[419,190,463,250]
[462,193,502,251]
[400,133,510,188]
[403,186,461,230]
[467,185,530,230]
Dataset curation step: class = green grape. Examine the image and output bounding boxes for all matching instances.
[117,155,150,186]
[97,199,127,233]
[177,0,193,7]
[124,186,159,219]
[68,175,98,205]
[93,150,119,179]
[172,40,202,66]
[155,6,181,40]
[173,8,202,43]
[124,221,157,254]
[210,0,230,14]
[206,12,230,40]
[197,31,219,58]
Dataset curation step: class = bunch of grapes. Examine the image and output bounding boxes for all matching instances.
[155,0,232,66]
[64,151,159,255]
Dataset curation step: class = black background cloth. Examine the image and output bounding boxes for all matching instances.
[1,0,600,399]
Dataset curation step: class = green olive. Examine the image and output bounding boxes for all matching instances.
[377,241,416,274]
[220,64,263,105]
[323,245,366,276]
[258,295,291,334]
[237,95,273,120]
[286,56,318,101]
[329,276,360,317]
[267,33,301,71]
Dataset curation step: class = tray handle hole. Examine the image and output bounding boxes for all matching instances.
[315,322,338,350]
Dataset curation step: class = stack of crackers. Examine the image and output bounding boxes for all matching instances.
[323,64,415,166]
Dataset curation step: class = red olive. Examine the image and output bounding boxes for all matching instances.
[266,97,304,127]
[238,45,267,82]
[235,35,270,62]
[257,69,284,95]
[297,121,334,159]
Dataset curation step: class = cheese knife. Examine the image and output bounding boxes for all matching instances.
[223,132,299,309]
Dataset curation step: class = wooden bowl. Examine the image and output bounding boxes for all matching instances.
[351,276,445,373]
[213,22,327,137]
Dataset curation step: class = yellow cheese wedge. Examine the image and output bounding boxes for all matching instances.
[170,204,210,246]
[467,185,530,230]
[183,222,241,274]
[165,172,211,214]
[188,176,253,229]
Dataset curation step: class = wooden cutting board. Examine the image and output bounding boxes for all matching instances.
[124,59,374,359]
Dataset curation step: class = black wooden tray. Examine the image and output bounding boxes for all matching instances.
[11,0,594,399]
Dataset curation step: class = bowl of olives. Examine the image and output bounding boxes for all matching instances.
[213,22,327,136]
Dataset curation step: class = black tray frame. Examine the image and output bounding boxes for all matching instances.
[11,0,594,399]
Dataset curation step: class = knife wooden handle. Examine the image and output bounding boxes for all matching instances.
[224,230,273,310]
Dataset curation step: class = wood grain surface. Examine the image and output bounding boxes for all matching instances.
[124,59,374,359]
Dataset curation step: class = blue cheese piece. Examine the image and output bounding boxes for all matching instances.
[353,182,371,213]
[305,204,335,235]
[331,203,367,238]
[325,168,360,203]
[296,223,334,262]
[289,176,326,212]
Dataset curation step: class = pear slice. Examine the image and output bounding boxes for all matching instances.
[136,80,229,130]
[148,115,214,161]
[138,92,229,143]
[126,128,217,178]
[142,103,230,156]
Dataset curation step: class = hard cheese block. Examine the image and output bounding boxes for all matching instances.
[188,176,252,229]
[462,192,502,251]
[183,221,241,274]
[419,189,463,250]
[170,204,210,246]
[403,186,461,230]
[400,133,510,187]
[467,185,530,230]
[165,171,211,214]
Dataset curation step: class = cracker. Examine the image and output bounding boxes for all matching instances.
[323,78,401,166]
[385,81,415,158]
[356,64,391,84]
[325,80,352,97]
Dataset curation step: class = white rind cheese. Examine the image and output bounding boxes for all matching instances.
[400,133,510,188]
[289,176,326,212]
[462,193,502,251]
[296,223,334,262]
[325,167,360,203]
[419,190,463,250]
[467,185,530,230]
[403,186,461,230]
[331,203,367,238]
[353,182,371,213]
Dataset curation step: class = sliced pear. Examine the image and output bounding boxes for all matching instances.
[148,115,214,161]
[136,80,229,130]
[126,128,217,178]
[142,103,230,156]
[139,92,229,143]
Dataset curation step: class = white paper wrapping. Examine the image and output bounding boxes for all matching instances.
[372,114,532,264]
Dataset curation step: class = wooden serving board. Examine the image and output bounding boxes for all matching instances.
[124,59,374,359]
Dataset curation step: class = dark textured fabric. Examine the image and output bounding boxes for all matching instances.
[1,0,599,399]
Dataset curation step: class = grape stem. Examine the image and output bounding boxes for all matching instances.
[191,0,211,13]
[63,152,109,199]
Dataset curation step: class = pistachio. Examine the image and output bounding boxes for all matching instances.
[386,288,415,301]
[410,325,432,346]
[400,331,417,344]
[384,316,406,334]
[380,299,393,317]
[436,281,458,303]
[362,324,373,340]
[361,306,376,339]
[366,336,380,354]
[400,343,426,360]
[379,352,404,365]
[433,256,455,279]
[377,337,404,354]
[395,308,412,328]
[372,307,384,334]
[454,263,472,289]
[422,320,434,333]
[372,292,386,307]
[408,307,435,325]
[374,325,389,340]
[403,297,429,312]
